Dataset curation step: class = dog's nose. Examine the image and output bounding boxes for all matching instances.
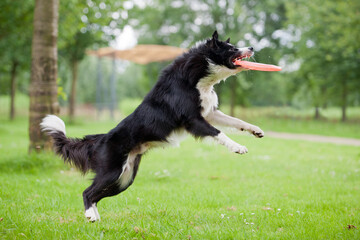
[248,47,254,51]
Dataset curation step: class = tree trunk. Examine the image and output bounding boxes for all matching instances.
[230,77,237,117]
[68,60,78,122]
[109,56,116,119]
[96,56,103,118]
[29,0,59,152]
[341,79,347,122]
[10,60,18,120]
[314,105,320,120]
[341,105,346,122]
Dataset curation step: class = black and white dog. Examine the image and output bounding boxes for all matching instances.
[41,31,264,222]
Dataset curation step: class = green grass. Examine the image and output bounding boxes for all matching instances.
[221,106,360,139]
[1,117,360,239]
[0,94,29,118]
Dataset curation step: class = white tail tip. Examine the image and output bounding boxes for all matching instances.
[40,115,66,134]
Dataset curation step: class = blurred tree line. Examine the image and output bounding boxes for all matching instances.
[0,0,359,124]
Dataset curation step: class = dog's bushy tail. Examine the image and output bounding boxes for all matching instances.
[40,115,98,174]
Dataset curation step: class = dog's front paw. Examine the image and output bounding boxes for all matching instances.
[229,143,248,154]
[248,126,264,138]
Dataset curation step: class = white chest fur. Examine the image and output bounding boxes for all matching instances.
[196,85,218,117]
[196,61,241,117]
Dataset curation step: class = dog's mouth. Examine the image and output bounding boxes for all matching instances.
[231,52,253,67]
[232,52,282,72]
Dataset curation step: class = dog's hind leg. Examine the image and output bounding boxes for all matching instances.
[84,183,121,221]
[82,154,143,222]
[84,202,100,222]
[83,171,122,222]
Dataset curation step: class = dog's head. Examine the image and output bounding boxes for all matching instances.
[205,31,254,70]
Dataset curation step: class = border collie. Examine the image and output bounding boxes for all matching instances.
[41,31,264,222]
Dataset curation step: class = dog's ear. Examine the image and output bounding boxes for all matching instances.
[208,30,219,48]
[225,38,230,43]
[212,31,219,40]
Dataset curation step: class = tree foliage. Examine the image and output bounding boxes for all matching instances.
[285,0,360,120]
[0,0,33,119]
[128,0,287,111]
[0,0,359,122]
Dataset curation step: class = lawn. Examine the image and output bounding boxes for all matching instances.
[0,115,359,239]
[220,106,360,139]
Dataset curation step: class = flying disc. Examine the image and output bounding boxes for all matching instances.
[234,59,282,72]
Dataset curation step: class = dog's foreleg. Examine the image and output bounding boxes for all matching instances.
[186,117,248,154]
[206,110,264,138]
[212,132,248,154]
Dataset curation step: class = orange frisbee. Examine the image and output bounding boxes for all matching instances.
[234,59,282,72]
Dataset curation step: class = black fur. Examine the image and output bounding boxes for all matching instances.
[49,132,104,174]
[43,31,253,220]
